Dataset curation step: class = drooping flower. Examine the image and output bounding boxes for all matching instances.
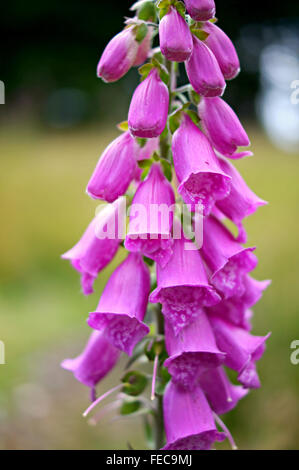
[61,330,120,393]
[164,311,225,389]
[86,132,137,202]
[159,6,193,62]
[200,366,248,415]
[172,114,231,215]
[184,0,216,21]
[208,275,271,329]
[201,215,258,299]
[133,27,153,66]
[163,380,225,450]
[61,197,124,295]
[198,96,252,159]
[202,21,240,80]
[125,163,175,267]
[128,68,169,138]
[186,36,226,98]
[209,314,271,389]
[97,27,139,83]
[88,253,150,356]
[150,220,221,334]
[215,157,267,243]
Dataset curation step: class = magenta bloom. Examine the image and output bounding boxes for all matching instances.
[203,21,240,80]
[208,276,271,329]
[61,198,124,295]
[184,0,216,21]
[125,163,175,267]
[215,158,267,243]
[201,216,258,299]
[198,96,252,159]
[164,312,225,389]
[61,330,120,391]
[150,220,220,334]
[87,132,137,202]
[159,7,193,62]
[186,36,226,98]
[88,253,150,356]
[97,27,139,83]
[172,114,231,215]
[128,68,169,138]
[209,314,271,389]
[200,367,248,415]
[163,381,225,450]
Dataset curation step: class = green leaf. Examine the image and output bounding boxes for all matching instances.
[117,120,129,131]
[135,23,149,43]
[138,2,157,21]
[120,400,142,415]
[121,371,148,396]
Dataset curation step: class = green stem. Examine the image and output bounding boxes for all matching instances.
[154,305,165,450]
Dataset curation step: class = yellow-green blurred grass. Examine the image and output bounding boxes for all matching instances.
[0,122,298,449]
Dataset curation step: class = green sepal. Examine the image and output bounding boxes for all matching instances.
[138,2,157,22]
[174,1,186,18]
[168,102,189,134]
[152,57,169,85]
[190,25,209,41]
[137,137,147,148]
[138,158,153,169]
[185,109,201,126]
[160,158,172,182]
[138,62,155,81]
[121,371,148,396]
[120,400,142,415]
[157,0,171,19]
[135,23,149,43]
[117,120,129,132]
[143,256,155,266]
[189,89,201,106]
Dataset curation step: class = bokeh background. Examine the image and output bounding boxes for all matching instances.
[1,0,299,450]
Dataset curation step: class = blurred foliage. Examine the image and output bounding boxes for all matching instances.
[0,122,298,449]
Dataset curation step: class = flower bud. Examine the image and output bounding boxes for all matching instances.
[97,28,139,83]
[159,7,193,62]
[184,0,216,21]
[203,21,240,80]
[128,68,169,138]
[87,132,137,202]
[198,96,251,159]
[186,36,226,97]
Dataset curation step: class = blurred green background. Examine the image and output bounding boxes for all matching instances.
[1,0,299,450]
